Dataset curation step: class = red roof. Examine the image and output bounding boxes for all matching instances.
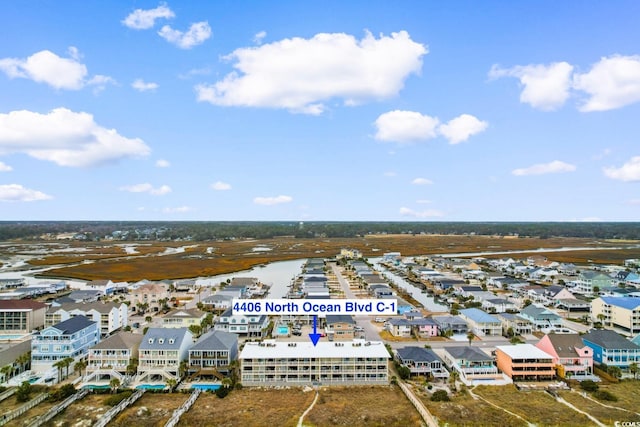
[0,300,47,310]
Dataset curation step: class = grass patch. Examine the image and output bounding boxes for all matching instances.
[109,392,188,427]
[473,384,592,426]
[558,390,640,425]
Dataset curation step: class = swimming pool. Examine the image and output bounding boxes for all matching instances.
[136,384,166,390]
[191,384,221,391]
[82,384,110,390]
[277,326,289,335]
[0,334,27,341]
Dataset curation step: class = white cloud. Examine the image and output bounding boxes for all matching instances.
[0,184,52,202]
[0,49,102,90]
[119,183,171,195]
[162,206,193,213]
[573,55,640,112]
[132,79,159,92]
[178,67,212,79]
[158,22,211,49]
[67,46,81,60]
[374,110,439,143]
[0,161,12,172]
[383,171,396,177]
[399,207,444,218]
[254,31,267,44]
[603,156,640,182]
[196,31,426,114]
[0,108,150,167]
[592,148,612,160]
[412,177,433,185]
[211,181,231,191]
[568,217,602,222]
[155,159,170,168]
[489,62,574,111]
[122,3,175,30]
[416,199,432,204]
[512,160,576,176]
[438,114,488,144]
[253,195,293,205]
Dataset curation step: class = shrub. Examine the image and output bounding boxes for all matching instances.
[105,390,133,406]
[430,390,450,402]
[15,381,31,403]
[49,384,77,402]
[593,390,617,402]
[397,365,411,380]
[580,380,599,392]
[215,386,231,399]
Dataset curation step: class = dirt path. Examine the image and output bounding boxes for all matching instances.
[297,391,319,427]
[572,390,640,417]
[469,387,535,427]
[553,393,605,427]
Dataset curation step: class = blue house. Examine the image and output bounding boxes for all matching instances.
[31,315,99,376]
[582,329,640,369]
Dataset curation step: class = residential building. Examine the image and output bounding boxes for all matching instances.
[459,308,502,336]
[214,307,269,338]
[591,297,640,335]
[137,327,193,384]
[162,308,207,329]
[536,333,594,380]
[432,315,468,335]
[441,346,502,382]
[0,300,46,334]
[324,315,356,341]
[497,313,533,336]
[482,298,518,314]
[130,283,170,311]
[240,339,389,386]
[85,332,143,385]
[201,293,234,311]
[518,304,563,330]
[396,346,449,379]
[85,280,117,295]
[572,271,613,295]
[188,330,238,379]
[46,302,128,337]
[31,315,99,374]
[495,344,555,381]
[581,329,640,369]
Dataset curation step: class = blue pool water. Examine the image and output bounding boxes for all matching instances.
[0,334,26,341]
[136,384,166,390]
[277,326,289,335]
[82,384,110,389]
[191,384,221,391]
[28,377,41,384]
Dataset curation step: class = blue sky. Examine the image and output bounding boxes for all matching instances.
[1,1,640,221]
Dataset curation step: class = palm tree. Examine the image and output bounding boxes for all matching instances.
[165,378,177,391]
[74,359,87,379]
[629,362,638,380]
[1,364,11,382]
[62,357,74,379]
[109,377,120,394]
[126,358,139,377]
[179,360,188,378]
[467,332,475,346]
[53,360,65,383]
[220,377,232,389]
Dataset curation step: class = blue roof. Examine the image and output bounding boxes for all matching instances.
[601,297,640,310]
[460,308,500,324]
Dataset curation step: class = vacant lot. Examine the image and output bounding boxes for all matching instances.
[558,390,640,426]
[304,385,421,427]
[178,388,315,427]
[109,392,189,427]
[24,235,635,281]
[46,393,113,426]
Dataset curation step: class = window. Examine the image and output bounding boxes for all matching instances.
[159,338,164,344]
[168,339,174,344]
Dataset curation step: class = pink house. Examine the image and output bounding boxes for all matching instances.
[535,333,593,379]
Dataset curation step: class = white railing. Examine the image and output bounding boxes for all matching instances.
[0,393,49,426]
[27,389,89,427]
[164,388,202,427]
[93,389,145,427]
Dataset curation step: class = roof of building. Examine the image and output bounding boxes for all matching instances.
[431,315,467,325]
[49,315,96,334]
[445,346,493,361]
[325,315,355,325]
[86,280,112,287]
[239,339,389,359]
[163,308,206,319]
[520,304,561,320]
[190,330,238,351]
[599,297,640,310]
[229,277,259,286]
[459,308,500,324]
[543,333,589,357]
[139,327,191,350]
[496,344,553,360]
[67,290,102,299]
[90,331,143,350]
[582,329,640,350]
[397,346,442,363]
[0,300,47,310]
[48,301,123,314]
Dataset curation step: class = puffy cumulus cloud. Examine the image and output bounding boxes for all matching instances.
[438,114,488,144]
[0,49,114,91]
[132,79,159,92]
[211,181,231,190]
[374,110,439,143]
[399,207,444,218]
[196,31,426,114]
[412,177,433,185]
[119,183,171,195]
[603,156,640,182]
[162,206,193,213]
[0,108,150,167]
[158,22,211,49]
[512,160,576,176]
[253,195,293,205]
[122,3,175,30]
[489,62,574,111]
[155,159,170,168]
[0,184,52,202]
[573,55,640,112]
[0,161,12,172]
